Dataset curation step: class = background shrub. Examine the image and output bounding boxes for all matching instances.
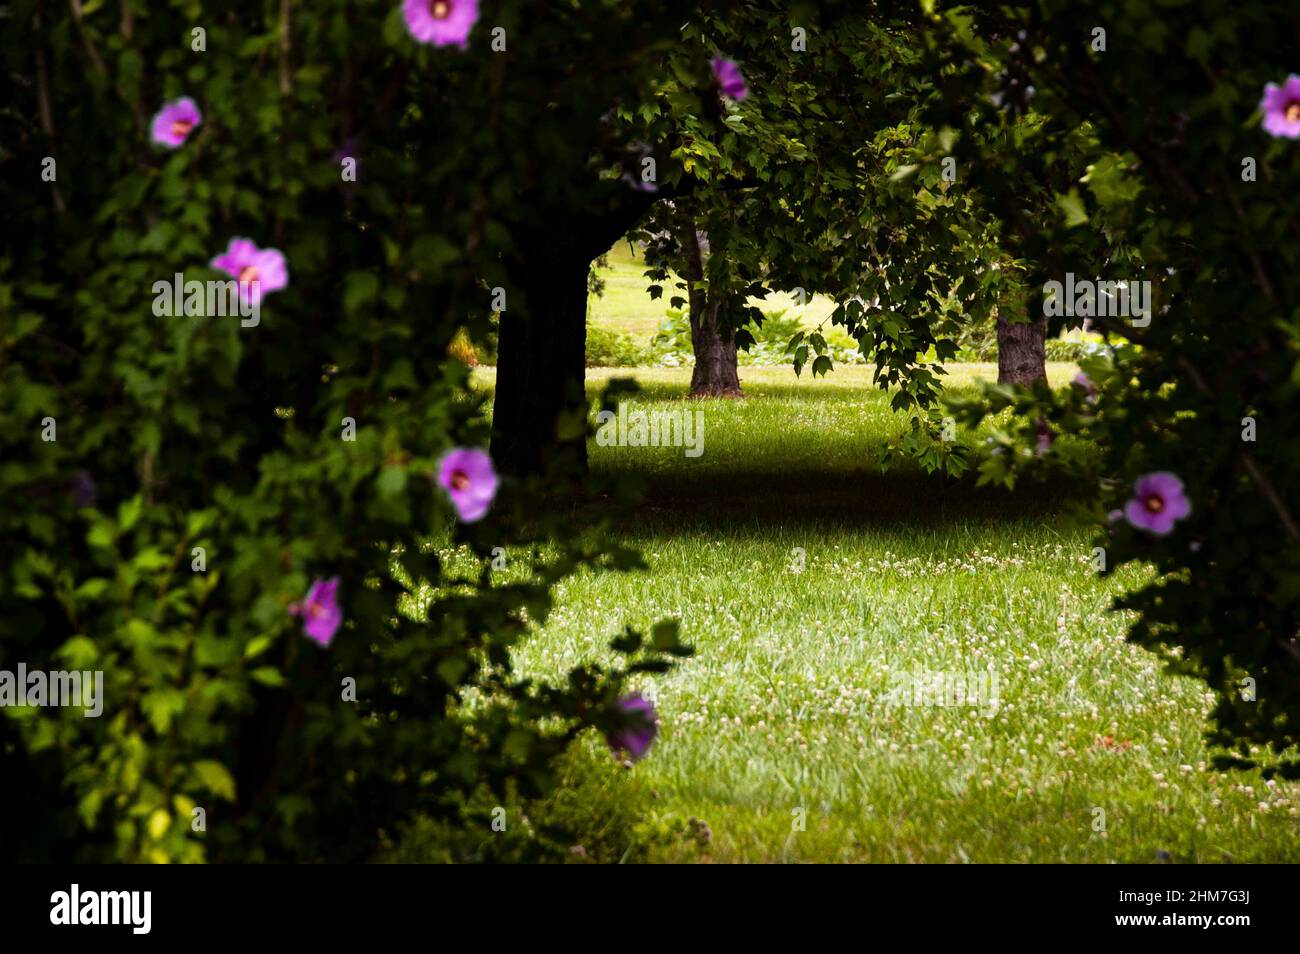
[586,326,649,367]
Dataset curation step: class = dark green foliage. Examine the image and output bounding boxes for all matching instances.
[585,326,647,368]
[629,4,999,427]
[928,1,1300,775]
[1,0,692,862]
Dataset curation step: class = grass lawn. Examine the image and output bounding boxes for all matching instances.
[466,363,1300,862]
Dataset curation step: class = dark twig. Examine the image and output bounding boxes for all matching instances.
[279,0,293,96]
[68,0,108,74]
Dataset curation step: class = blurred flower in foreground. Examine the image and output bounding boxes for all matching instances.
[438,447,498,522]
[290,577,342,647]
[403,0,479,48]
[711,57,748,101]
[1034,418,1052,456]
[621,142,659,193]
[1072,372,1097,402]
[1124,472,1191,535]
[606,693,659,762]
[150,97,202,148]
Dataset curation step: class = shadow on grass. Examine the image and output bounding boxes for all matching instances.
[589,464,1089,536]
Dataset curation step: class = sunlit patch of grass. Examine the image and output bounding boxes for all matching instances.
[466,365,1300,862]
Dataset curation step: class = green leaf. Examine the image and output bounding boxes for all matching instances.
[142,689,187,733]
[1082,154,1141,208]
[503,729,533,762]
[250,666,286,687]
[147,809,171,841]
[412,234,460,272]
[436,656,469,686]
[376,466,408,498]
[191,761,237,801]
[118,496,143,532]
[1055,189,1089,228]
[343,271,380,316]
[132,547,171,572]
[74,578,111,600]
[793,344,809,376]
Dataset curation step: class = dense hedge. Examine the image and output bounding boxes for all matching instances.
[1,0,689,862]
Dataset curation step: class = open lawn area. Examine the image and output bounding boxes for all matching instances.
[463,364,1300,862]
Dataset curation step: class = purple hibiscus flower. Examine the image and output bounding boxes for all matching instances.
[621,169,659,193]
[210,238,289,307]
[1076,371,1097,405]
[1123,472,1191,536]
[1034,418,1052,456]
[438,447,498,522]
[621,143,659,193]
[606,693,659,762]
[403,0,479,48]
[289,577,343,647]
[150,97,202,149]
[711,57,748,102]
[1261,75,1300,139]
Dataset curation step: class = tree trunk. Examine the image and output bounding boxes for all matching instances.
[689,299,742,396]
[490,246,590,478]
[996,311,1047,385]
[680,226,741,397]
[488,183,662,478]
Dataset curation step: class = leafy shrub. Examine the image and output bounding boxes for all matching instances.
[1044,338,1107,362]
[930,0,1300,775]
[749,308,803,347]
[586,326,648,367]
[448,328,481,366]
[378,744,703,863]
[955,314,1000,361]
[953,334,1106,364]
[1,1,688,862]
[651,308,694,353]
[651,306,866,368]
[449,317,499,367]
[457,314,645,371]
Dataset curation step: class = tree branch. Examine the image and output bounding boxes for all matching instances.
[279,0,293,96]
[68,0,108,74]
[34,3,66,213]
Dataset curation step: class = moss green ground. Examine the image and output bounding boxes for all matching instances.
[461,364,1300,862]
